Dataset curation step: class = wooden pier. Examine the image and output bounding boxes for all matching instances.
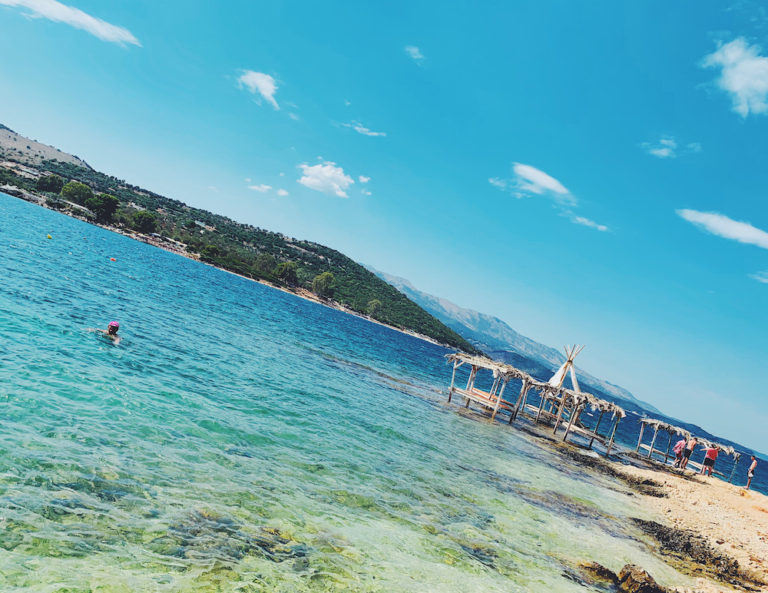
[445,353,626,455]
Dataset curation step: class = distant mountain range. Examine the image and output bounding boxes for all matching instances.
[371,268,661,415]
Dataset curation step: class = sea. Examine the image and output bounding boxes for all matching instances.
[0,192,753,592]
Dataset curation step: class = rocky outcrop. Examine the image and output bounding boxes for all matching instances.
[617,564,667,593]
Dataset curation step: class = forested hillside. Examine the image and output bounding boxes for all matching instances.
[0,125,475,352]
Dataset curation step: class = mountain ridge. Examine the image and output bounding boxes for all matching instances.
[371,267,661,414]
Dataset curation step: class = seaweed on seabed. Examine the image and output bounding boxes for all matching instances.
[631,518,767,592]
[147,509,308,567]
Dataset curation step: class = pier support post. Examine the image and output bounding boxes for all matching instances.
[635,423,646,452]
[728,456,740,484]
[589,410,605,448]
[663,432,672,464]
[491,378,508,421]
[448,361,459,403]
[648,425,660,459]
[510,380,529,423]
[535,391,548,424]
[562,403,583,442]
[606,414,620,457]
[553,395,567,434]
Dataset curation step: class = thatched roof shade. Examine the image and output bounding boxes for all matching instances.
[445,353,626,418]
[638,418,739,459]
[639,418,691,439]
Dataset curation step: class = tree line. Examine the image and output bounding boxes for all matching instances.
[2,161,477,352]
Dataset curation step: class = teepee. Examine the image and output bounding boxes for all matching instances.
[548,345,584,392]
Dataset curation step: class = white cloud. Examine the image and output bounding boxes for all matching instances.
[641,136,702,158]
[703,37,768,117]
[288,112,299,121]
[0,0,140,45]
[247,184,272,193]
[276,188,289,196]
[298,161,354,198]
[405,45,425,63]
[244,177,252,183]
[571,216,608,232]
[237,70,279,110]
[642,136,677,158]
[358,175,370,183]
[490,163,607,231]
[343,121,386,137]
[511,162,574,206]
[677,209,768,249]
[361,189,372,196]
[750,271,768,283]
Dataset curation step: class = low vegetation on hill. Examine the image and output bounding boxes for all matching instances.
[0,152,476,352]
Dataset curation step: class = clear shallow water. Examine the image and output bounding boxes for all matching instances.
[0,194,692,592]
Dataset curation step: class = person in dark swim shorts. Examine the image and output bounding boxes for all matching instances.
[680,437,697,470]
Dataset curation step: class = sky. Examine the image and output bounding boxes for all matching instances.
[1,0,767,452]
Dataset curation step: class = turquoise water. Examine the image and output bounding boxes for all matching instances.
[0,194,690,592]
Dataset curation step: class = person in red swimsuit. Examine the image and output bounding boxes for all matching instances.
[700,446,719,477]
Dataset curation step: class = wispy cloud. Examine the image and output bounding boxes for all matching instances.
[298,161,354,198]
[276,189,289,197]
[750,271,768,283]
[677,209,768,249]
[342,121,386,137]
[405,45,425,64]
[641,136,702,159]
[237,70,279,110]
[247,184,272,193]
[358,175,370,183]
[702,37,768,117]
[0,0,140,45]
[572,216,608,232]
[489,163,608,231]
[642,136,677,158]
[361,189,372,196]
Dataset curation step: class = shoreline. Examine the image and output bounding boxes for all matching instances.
[617,462,768,592]
[461,409,767,592]
[10,190,768,592]
[4,190,450,351]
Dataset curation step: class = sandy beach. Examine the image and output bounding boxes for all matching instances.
[617,462,768,592]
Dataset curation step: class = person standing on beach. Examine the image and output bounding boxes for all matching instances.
[746,456,757,490]
[672,438,686,468]
[680,437,697,470]
[700,446,719,477]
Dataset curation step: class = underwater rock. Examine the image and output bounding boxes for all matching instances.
[150,510,309,566]
[579,561,620,586]
[631,518,766,591]
[555,447,667,498]
[617,564,667,593]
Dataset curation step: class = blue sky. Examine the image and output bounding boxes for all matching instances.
[2,0,768,452]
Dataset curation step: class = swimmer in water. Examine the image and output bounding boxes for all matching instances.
[100,321,121,344]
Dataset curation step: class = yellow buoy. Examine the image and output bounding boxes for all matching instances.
[47,234,52,239]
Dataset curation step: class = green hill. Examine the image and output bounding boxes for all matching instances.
[0,128,476,353]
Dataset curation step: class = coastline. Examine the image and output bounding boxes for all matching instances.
[8,190,767,592]
[618,463,768,592]
[3,190,449,351]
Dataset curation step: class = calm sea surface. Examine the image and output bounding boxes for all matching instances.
[1,194,698,592]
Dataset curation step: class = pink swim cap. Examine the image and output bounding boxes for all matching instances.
[108,321,120,328]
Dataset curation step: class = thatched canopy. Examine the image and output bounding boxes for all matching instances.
[445,353,626,418]
[639,418,690,439]
[638,418,739,459]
